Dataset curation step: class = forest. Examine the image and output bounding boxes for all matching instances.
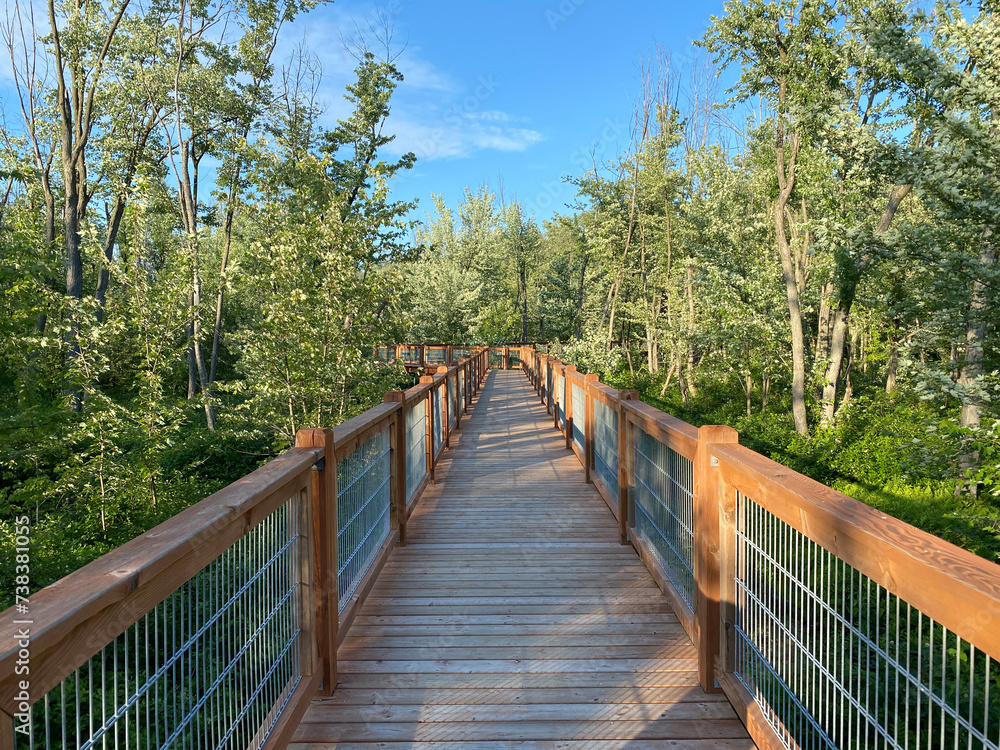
[0,0,997,601]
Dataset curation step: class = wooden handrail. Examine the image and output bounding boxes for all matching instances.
[0,446,320,712]
[710,441,1000,659]
[621,399,699,460]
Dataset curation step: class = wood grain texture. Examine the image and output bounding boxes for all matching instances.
[291,370,751,748]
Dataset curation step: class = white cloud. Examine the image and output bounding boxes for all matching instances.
[269,5,545,163]
[388,114,544,162]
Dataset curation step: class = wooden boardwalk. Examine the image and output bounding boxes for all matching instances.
[290,369,754,749]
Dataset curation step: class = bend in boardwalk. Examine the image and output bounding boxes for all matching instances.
[291,369,754,749]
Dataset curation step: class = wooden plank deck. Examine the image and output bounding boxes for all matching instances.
[290,369,754,749]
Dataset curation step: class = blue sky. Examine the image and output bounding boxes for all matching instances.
[0,0,735,228]
[279,0,732,227]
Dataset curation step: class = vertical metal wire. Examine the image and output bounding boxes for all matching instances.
[731,490,1000,750]
[19,492,307,750]
[337,426,392,610]
[631,426,695,608]
[592,398,618,503]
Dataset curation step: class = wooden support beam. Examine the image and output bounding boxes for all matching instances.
[617,389,640,546]
[564,366,577,451]
[584,374,599,483]
[294,428,338,695]
[437,366,451,448]
[420,375,435,483]
[383,393,408,547]
[694,424,739,694]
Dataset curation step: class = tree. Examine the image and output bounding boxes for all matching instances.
[703,0,840,434]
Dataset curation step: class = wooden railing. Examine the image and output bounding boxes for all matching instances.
[0,349,490,750]
[521,345,1000,750]
[378,343,527,370]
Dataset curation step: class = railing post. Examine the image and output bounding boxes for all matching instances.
[503,346,510,370]
[617,389,640,546]
[565,365,577,450]
[294,427,338,695]
[552,362,562,430]
[446,344,453,365]
[437,365,450,448]
[695,425,739,694]
[383,392,408,547]
[584,374,598,483]
[419,344,426,368]
[420,375,435,483]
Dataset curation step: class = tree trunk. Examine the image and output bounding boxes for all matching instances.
[885,342,898,394]
[775,182,808,435]
[819,304,849,427]
[819,184,913,426]
[685,264,697,396]
[957,226,995,495]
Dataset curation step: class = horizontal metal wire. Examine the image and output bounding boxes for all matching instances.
[571,383,585,454]
[632,427,695,608]
[405,399,427,502]
[734,491,1000,750]
[337,427,392,610]
[19,496,306,750]
[593,398,618,503]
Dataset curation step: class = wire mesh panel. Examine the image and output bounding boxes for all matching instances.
[426,347,446,365]
[509,349,521,368]
[488,349,503,368]
[633,428,695,608]
[405,399,427,502]
[18,496,308,750]
[734,491,1000,750]
[459,369,466,412]
[337,427,392,610]
[593,398,619,504]
[433,385,443,454]
[401,346,417,362]
[571,383,585,454]
[545,367,554,411]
